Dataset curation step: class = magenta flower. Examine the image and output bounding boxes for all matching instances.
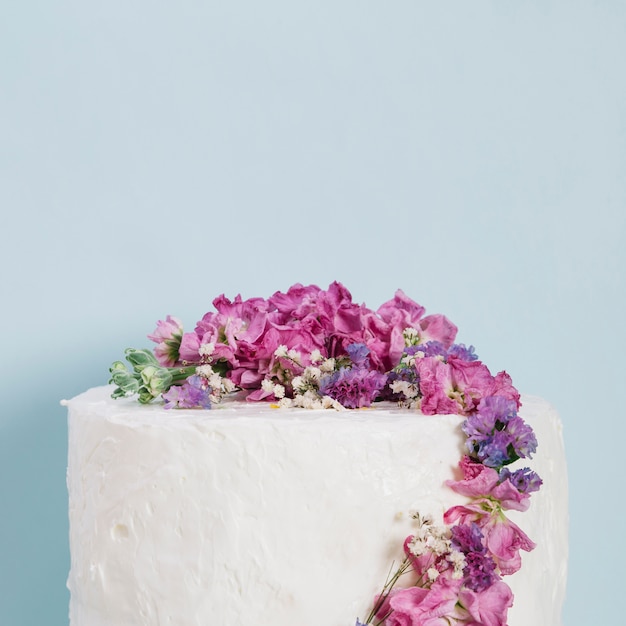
[418,314,458,348]
[459,581,513,626]
[268,283,322,321]
[413,357,460,416]
[383,578,467,626]
[445,456,531,512]
[148,315,183,366]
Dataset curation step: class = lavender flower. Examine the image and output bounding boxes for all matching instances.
[463,411,499,450]
[499,467,543,494]
[346,343,370,367]
[406,341,447,359]
[319,367,386,408]
[477,396,518,423]
[476,430,514,468]
[506,416,538,459]
[463,395,538,468]
[162,375,212,409]
[447,343,478,361]
[404,341,478,362]
[451,523,498,592]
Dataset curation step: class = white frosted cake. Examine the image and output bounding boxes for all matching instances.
[65,283,568,626]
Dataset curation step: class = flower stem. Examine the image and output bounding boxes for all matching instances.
[364,557,412,624]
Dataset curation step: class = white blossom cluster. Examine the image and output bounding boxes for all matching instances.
[389,379,419,401]
[198,342,216,358]
[195,363,236,404]
[260,346,343,410]
[403,327,420,346]
[407,512,465,581]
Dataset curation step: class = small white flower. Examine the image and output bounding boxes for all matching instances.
[320,358,336,373]
[261,379,275,393]
[449,550,466,568]
[274,345,288,358]
[400,354,416,367]
[429,537,450,556]
[321,395,343,410]
[222,379,236,393]
[196,364,214,378]
[199,342,215,356]
[273,384,285,399]
[408,539,425,557]
[403,327,419,345]
[291,376,303,391]
[278,397,293,408]
[310,349,323,363]
[287,348,301,362]
[306,366,321,381]
[391,380,418,399]
[209,373,223,389]
[427,567,439,582]
[321,395,334,409]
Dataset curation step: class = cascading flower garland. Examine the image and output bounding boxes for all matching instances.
[109,282,541,626]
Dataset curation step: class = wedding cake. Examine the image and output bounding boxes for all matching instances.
[64,283,568,626]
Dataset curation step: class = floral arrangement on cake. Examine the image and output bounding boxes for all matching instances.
[109,281,541,626]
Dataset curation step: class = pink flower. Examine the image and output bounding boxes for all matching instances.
[484,371,520,407]
[443,457,536,575]
[446,457,531,512]
[148,315,183,366]
[414,358,460,416]
[414,357,521,417]
[148,315,183,344]
[268,283,322,321]
[418,314,458,348]
[382,578,467,626]
[377,290,427,366]
[444,498,535,575]
[444,506,535,576]
[459,581,513,626]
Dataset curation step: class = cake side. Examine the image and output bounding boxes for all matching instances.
[504,396,568,626]
[66,386,567,626]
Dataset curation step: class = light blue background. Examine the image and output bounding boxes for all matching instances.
[1,2,624,625]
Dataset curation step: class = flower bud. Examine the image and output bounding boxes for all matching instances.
[125,348,159,372]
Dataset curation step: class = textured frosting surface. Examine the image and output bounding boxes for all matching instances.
[65,386,567,626]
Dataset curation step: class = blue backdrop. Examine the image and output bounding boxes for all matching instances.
[1,2,624,624]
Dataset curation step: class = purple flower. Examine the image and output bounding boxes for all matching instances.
[162,375,212,409]
[499,467,543,494]
[319,366,386,408]
[346,343,370,367]
[447,343,478,361]
[506,416,538,459]
[477,396,518,424]
[407,341,448,359]
[462,395,536,468]
[451,523,498,593]
[475,431,514,468]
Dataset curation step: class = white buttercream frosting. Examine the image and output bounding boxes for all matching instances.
[65,386,567,626]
